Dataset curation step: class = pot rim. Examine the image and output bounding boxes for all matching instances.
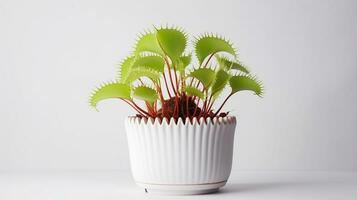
[126,116,236,126]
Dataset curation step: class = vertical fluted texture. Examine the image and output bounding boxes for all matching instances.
[125,117,236,185]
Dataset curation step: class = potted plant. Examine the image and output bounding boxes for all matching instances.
[90,26,263,195]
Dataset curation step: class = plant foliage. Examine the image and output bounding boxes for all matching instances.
[90,26,263,119]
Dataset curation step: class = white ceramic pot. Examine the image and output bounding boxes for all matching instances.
[124,116,237,195]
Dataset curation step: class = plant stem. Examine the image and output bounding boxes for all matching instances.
[188,53,216,88]
[173,98,180,120]
[180,74,185,95]
[213,93,233,117]
[204,53,215,68]
[186,93,189,118]
[131,100,154,118]
[188,54,215,88]
[198,95,208,118]
[156,85,166,117]
[121,99,147,117]
[162,73,172,98]
[172,64,180,95]
[191,82,203,103]
[164,58,177,95]
[203,95,213,117]
[145,102,156,117]
[188,76,195,87]
[206,97,214,116]
[192,98,201,117]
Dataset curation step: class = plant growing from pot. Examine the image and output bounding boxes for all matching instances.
[90,26,263,195]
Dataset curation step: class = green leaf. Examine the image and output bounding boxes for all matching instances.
[156,28,187,60]
[211,69,231,98]
[134,32,164,56]
[185,86,205,99]
[176,54,192,73]
[195,35,236,65]
[133,55,165,73]
[216,56,249,73]
[90,83,131,108]
[188,68,215,88]
[229,75,263,96]
[118,56,135,82]
[132,86,158,103]
[122,67,161,84]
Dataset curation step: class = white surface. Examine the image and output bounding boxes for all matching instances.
[1,0,357,171]
[1,171,356,199]
[125,117,235,188]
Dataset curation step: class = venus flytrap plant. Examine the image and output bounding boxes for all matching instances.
[90,25,263,120]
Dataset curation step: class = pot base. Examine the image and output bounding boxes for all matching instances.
[136,181,226,195]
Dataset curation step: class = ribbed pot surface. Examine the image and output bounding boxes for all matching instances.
[125,116,236,187]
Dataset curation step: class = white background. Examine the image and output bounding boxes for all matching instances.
[1,0,357,172]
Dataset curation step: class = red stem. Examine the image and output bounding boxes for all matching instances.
[171,62,180,94]
[157,85,166,117]
[188,53,215,88]
[145,102,156,117]
[204,95,213,117]
[198,96,208,118]
[173,96,179,119]
[191,82,204,103]
[188,76,195,87]
[206,97,214,116]
[164,58,177,95]
[163,73,172,98]
[213,93,233,117]
[131,100,154,118]
[192,98,201,117]
[186,94,189,118]
[204,53,215,68]
[166,57,181,119]
[122,99,147,117]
